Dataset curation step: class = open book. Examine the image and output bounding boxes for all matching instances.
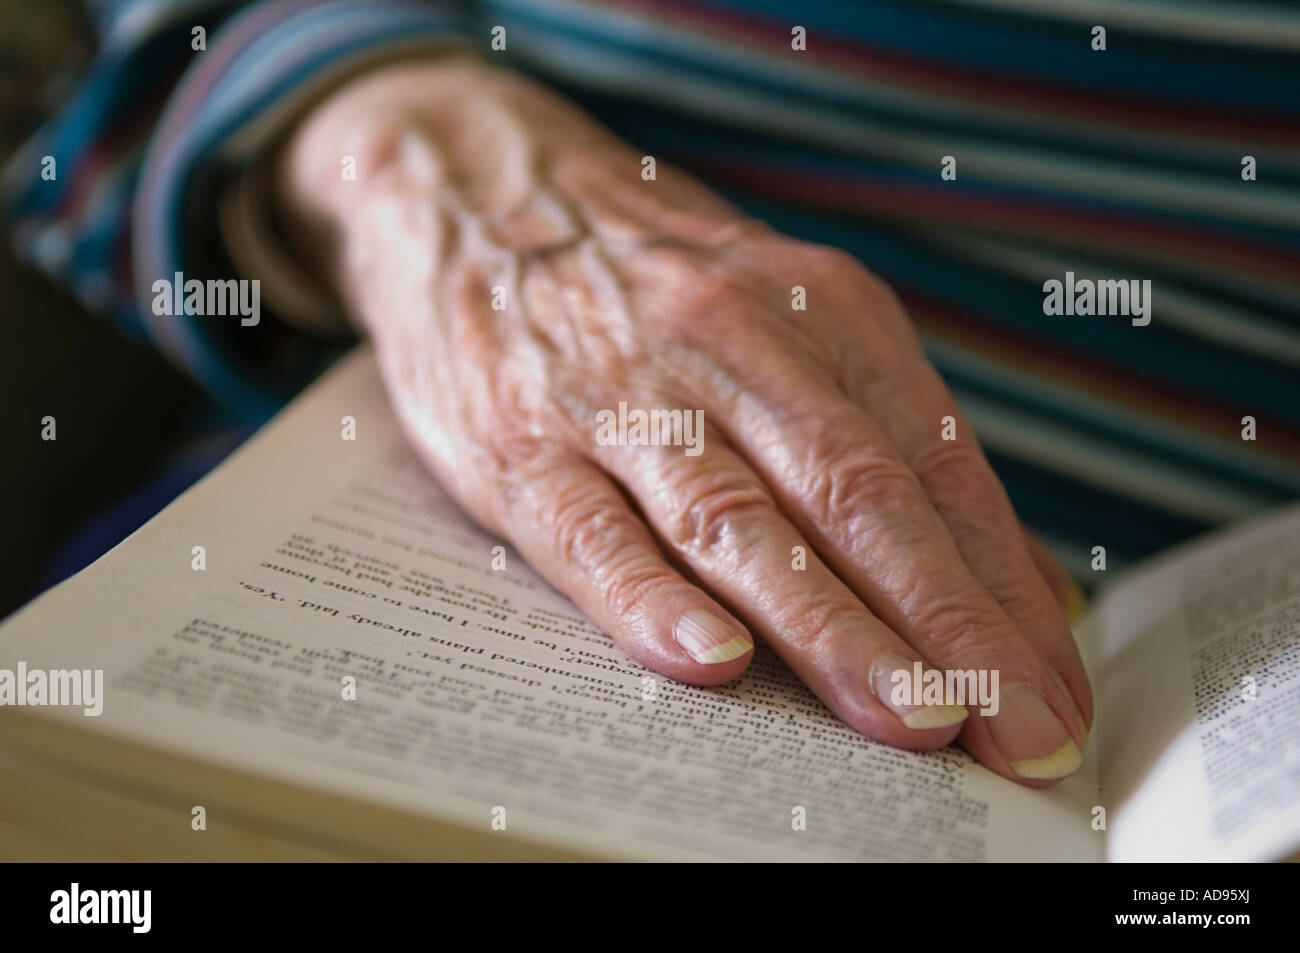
[2,348,1297,862]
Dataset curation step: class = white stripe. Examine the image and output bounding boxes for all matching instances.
[956,390,1278,522]
[105,0,222,50]
[507,0,1300,172]
[940,0,1300,51]
[925,338,1300,493]
[917,229,1300,366]
[508,31,1300,229]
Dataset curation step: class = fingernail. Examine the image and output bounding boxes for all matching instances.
[869,651,969,730]
[986,681,1082,780]
[1047,665,1089,749]
[1064,578,1089,626]
[672,610,753,664]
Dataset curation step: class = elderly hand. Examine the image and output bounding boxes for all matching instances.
[277,57,1091,786]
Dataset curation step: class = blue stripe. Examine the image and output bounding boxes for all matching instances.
[687,0,1300,110]
[990,450,1214,566]
[496,0,1300,181]
[558,90,1300,250]
[936,352,1300,498]
[718,195,1300,427]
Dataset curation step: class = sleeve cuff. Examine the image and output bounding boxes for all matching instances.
[132,0,476,418]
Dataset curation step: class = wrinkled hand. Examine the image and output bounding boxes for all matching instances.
[278,59,1091,785]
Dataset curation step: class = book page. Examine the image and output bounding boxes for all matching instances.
[0,348,1102,861]
[1097,502,1300,861]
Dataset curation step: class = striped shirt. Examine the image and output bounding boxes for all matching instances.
[6,0,1299,576]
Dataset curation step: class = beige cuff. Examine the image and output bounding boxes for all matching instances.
[214,38,481,337]
[218,160,349,336]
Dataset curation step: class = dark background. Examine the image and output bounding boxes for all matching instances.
[1,1,204,619]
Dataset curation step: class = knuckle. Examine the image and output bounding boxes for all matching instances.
[913,597,1007,660]
[803,445,922,529]
[773,237,845,267]
[782,598,865,652]
[600,559,679,620]
[910,439,1004,525]
[911,438,983,494]
[801,244,897,302]
[804,244,861,277]
[665,467,777,554]
[994,588,1052,628]
[534,476,681,619]
[543,483,628,568]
